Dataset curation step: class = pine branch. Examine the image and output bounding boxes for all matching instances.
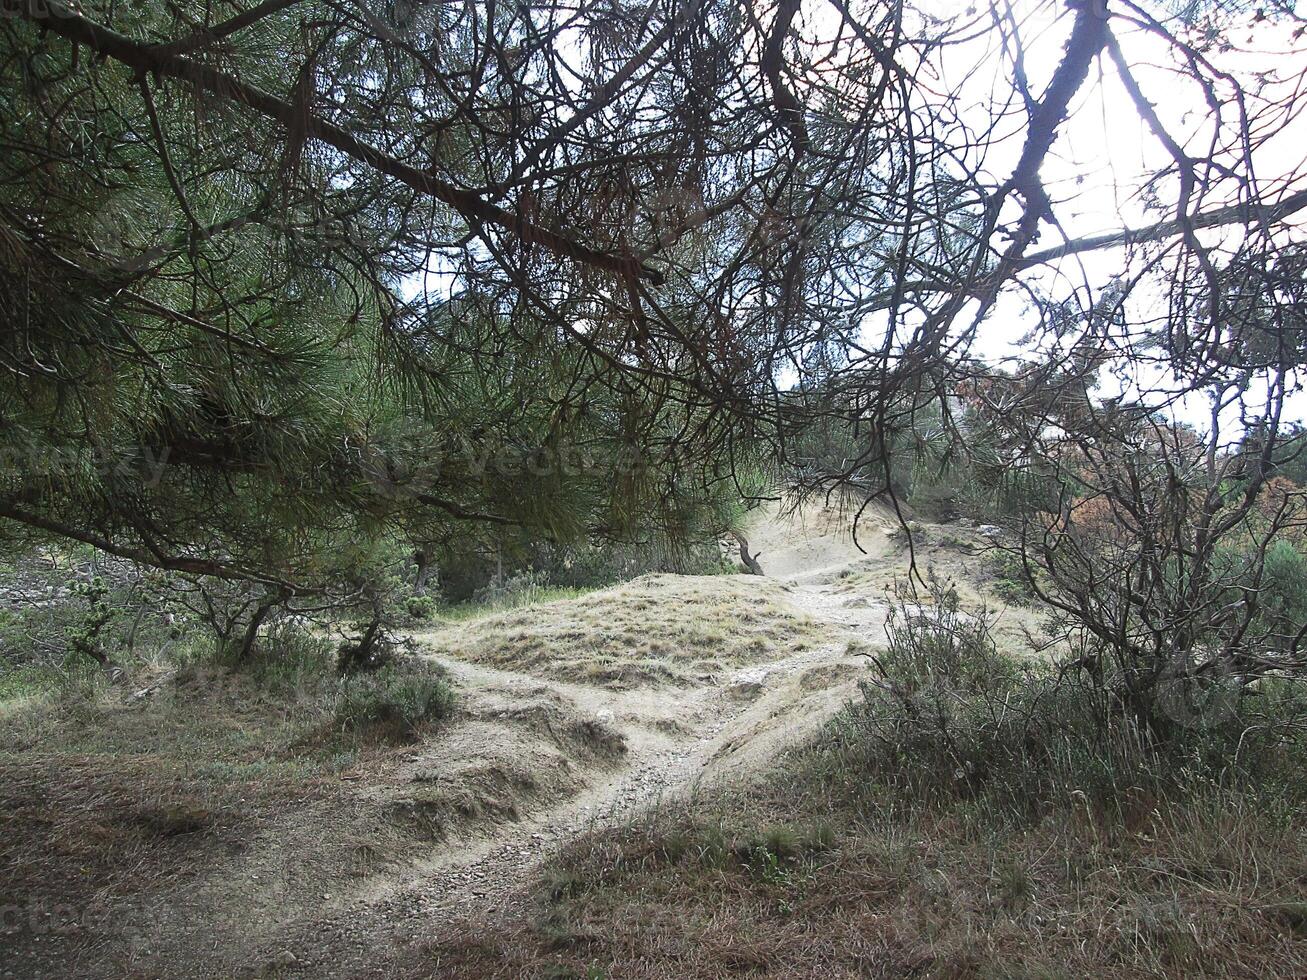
[18,0,665,286]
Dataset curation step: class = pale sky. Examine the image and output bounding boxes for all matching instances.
[916,0,1307,431]
[402,0,1307,432]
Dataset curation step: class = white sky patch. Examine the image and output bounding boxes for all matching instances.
[910,0,1307,427]
[396,0,1307,430]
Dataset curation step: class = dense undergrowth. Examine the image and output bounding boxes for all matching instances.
[0,622,455,787]
[419,579,1307,979]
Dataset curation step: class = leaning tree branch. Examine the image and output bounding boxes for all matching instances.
[0,501,303,591]
[845,185,1307,318]
[495,5,682,194]
[1017,185,1307,270]
[152,0,307,57]
[18,0,664,286]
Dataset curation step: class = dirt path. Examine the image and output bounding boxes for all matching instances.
[6,504,1002,980]
[272,505,899,977]
[240,567,890,979]
[418,578,888,913]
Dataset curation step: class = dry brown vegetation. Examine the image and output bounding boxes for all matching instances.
[413,781,1307,979]
[0,644,465,977]
[415,574,830,687]
[0,571,831,978]
[5,508,1306,979]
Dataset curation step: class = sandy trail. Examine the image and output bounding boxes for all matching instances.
[7,503,1008,980]
[216,505,898,978]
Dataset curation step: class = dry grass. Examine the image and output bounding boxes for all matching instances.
[0,641,461,978]
[407,777,1307,979]
[403,571,1307,980]
[415,573,829,687]
[816,523,1054,662]
[0,644,451,777]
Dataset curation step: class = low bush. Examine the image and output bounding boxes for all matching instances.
[872,573,1015,693]
[816,576,1307,822]
[985,549,1037,604]
[333,664,455,743]
[405,594,437,622]
[208,624,336,692]
[0,553,187,676]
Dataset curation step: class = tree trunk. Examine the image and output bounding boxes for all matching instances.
[338,612,386,674]
[72,637,124,683]
[413,549,434,594]
[732,531,764,576]
[236,594,280,661]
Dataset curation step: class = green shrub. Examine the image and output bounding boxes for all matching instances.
[405,594,437,622]
[213,625,335,693]
[333,665,455,743]
[985,550,1037,604]
[875,572,1014,694]
[1255,539,1307,651]
[815,575,1307,821]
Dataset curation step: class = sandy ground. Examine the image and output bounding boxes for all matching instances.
[225,502,904,978]
[7,501,1023,979]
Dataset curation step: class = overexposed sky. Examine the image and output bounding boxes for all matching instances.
[400,0,1307,431]
[913,0,1307,430]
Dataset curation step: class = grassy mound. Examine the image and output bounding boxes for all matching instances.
[410,585,1307,979]
[416,573,829,686]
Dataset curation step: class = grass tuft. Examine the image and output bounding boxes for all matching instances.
[416,573,827,687]
[333,667,455,743]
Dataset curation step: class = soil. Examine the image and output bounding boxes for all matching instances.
[1,503,1024,979]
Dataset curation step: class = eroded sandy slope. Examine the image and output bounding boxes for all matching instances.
[5,502,1031,979]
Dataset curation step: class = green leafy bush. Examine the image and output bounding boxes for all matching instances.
[405,594,437,622]
[333,665,455,743]
[1253,539,1307,652]
[985,550,1037,604]
[875,573,1014,693]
